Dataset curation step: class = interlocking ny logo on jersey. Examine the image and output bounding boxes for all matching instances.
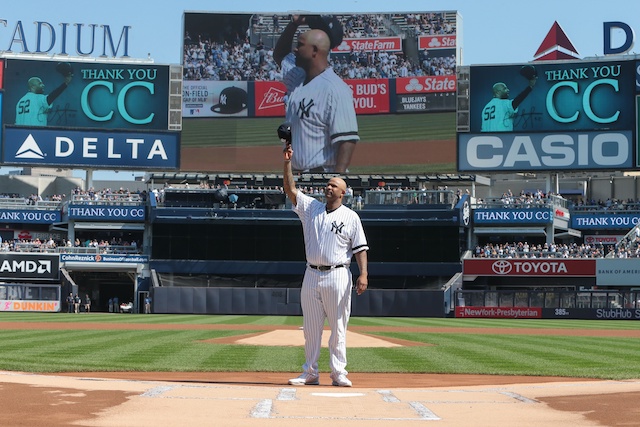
[331,221,345,234]
[297,98,314,119]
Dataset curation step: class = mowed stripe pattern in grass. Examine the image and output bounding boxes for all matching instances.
[0,314,638,379]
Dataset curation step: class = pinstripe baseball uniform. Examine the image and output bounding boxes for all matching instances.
[293,191,368,379]
[284,59,359,172]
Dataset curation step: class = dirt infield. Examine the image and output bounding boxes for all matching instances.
[2,322,639,426]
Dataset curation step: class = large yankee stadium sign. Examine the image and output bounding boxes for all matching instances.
[0,19,131,57]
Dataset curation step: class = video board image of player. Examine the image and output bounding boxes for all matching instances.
[469,60,637,133]
[274,15,358,173]
[15,63,73,127]
[481,65,537,132]
[4,58,171,131]
[181,11,461,174]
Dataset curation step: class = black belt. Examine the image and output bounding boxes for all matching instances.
[309,264,345,271]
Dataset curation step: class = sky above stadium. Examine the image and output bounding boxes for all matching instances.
[2,0,639,180]
[4,0,637,65]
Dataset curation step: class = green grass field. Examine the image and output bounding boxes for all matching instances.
[181,112,456,148]
[0,313,638,380]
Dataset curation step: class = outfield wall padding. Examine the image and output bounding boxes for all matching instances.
[151,287,446,317]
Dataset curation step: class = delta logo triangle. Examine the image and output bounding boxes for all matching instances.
[533,21,580,61]
[15,134,45,159]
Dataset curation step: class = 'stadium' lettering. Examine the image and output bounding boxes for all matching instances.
[0,20,131,57]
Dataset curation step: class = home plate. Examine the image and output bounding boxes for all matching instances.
[234,329,402,347]
[311,392,366,397]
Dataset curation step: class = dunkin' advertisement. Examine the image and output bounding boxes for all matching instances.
[181,11,460,173]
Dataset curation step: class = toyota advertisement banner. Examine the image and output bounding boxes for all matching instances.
[464,258,640,284]
[463,258,596,277]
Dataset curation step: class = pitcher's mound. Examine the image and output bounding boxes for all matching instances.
[233,329,403,347]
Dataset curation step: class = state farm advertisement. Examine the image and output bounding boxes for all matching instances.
[418,35,457,50]
[334,37,403,52]
[254,81,286,117]
[396,76,457,95]
[346,79,390,114]
[463,259,596,277]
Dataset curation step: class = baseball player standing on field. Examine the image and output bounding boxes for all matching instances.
[15,73,73,126]
[274,15,359,173]
[481,73,537,132]
[282,142,369,387]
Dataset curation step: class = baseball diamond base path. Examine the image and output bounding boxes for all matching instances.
[2,324,640,427]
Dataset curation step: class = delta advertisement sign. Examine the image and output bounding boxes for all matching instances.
[3,127,180,169]
[459,59,637,172]
[463,258,596,277]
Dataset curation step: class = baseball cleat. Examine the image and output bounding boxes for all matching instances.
[288,373,320,385]
[331,374,352,387]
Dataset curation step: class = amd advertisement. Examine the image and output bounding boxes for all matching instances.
[0,253,60,281]
[181,11,460,173]
[458,59,637,172]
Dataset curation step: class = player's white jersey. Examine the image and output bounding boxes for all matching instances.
[481,98,516,132]
[293,191,368,266]
[285,67,359,172]
[15,92,51,126]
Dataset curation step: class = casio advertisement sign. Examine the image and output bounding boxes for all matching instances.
[3,127,179,169]
[458,130,632,171]
[0,253,60,281]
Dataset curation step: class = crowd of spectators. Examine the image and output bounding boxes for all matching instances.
[71,186,146,203]
[183,13,457,82]
[572,198,640,211]
[473,242,612,259]
[4,237,141,254]
[401,12,456,36]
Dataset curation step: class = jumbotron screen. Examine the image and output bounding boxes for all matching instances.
[181,11,460,174]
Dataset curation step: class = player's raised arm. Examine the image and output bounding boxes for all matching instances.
[280,122,297,205]
[274,15,305,66]
[283,145,297,206]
